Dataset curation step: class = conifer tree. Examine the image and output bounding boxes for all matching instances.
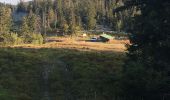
[20,17,30,35]
[122,0,170,99]
[0,7,12,33]
[86,2,97,30]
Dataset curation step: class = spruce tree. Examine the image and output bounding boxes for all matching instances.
[86,1,97,30]
[0,7,12,33]
[122,0,170,99]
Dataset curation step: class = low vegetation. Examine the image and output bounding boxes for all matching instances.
[0,47,125,100]
[0,33,43,46]
[0,48,43,100]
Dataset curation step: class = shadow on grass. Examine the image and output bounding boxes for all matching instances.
[0,47,126,100]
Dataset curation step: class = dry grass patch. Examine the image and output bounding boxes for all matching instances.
[12,37,127,52]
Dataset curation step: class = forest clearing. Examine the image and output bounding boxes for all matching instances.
[12,36,128,52]
[0,43,126,100]
[0,0,170,100]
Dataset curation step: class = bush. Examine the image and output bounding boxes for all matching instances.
[69,25,81,35]
[22,33,43,45]
[0,89,15,100]
[0,32,44,46]
[31,33,43,44]
[0,33,23,46]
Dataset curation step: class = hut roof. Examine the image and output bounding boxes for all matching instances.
[100,34,113,39]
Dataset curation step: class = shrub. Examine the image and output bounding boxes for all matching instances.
[31,33,44,44]
[0,89,15,100]
[21,33,43,45]
[0,33,23,46]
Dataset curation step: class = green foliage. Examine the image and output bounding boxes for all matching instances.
[20,17,30,35]
[0,46,125,100]
[21,33,43,44]
[18,0,134,33]
[0,48,44,100]
[17,1,27,12]
[62,23,69,34]
[49,51,125,100]
[122,62,167,95]
[0,33,22,46]
[27,13,37,33]
[20,13,43,45]
[86,4,97,30]
[20,13,38,34]
[68,25,76,34]
[0,88,15,100]
[31,33,44,44]
[47,8,55,28]
[0,6,12,33]
[0,32,44,45]
[122,0,170,99]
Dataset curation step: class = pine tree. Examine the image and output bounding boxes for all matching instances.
[56,0,64,24]
[85,1,97,30]
[20,17,30,35]
[47,8,55,28]
[0,7,12,33]
[20,12,38,34]
[17,0,27,12]
[27,12,37,33]
[122,0,170,99]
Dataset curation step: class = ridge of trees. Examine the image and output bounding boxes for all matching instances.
[0,0,137,45]
[16,0,137,33]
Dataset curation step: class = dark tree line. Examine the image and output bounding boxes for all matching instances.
[16,0,136,34]
[0,3,43,45]
[0,0,136,45]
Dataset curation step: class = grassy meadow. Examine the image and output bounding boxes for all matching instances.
[0,37,126,100]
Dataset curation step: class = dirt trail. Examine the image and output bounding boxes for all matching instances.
[41,63,54,100]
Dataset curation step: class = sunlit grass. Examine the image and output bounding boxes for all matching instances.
[12,36,127,52]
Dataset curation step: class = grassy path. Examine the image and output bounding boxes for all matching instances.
[41,64,52,100]
[56,59,73,100]
[41,53,73,100]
